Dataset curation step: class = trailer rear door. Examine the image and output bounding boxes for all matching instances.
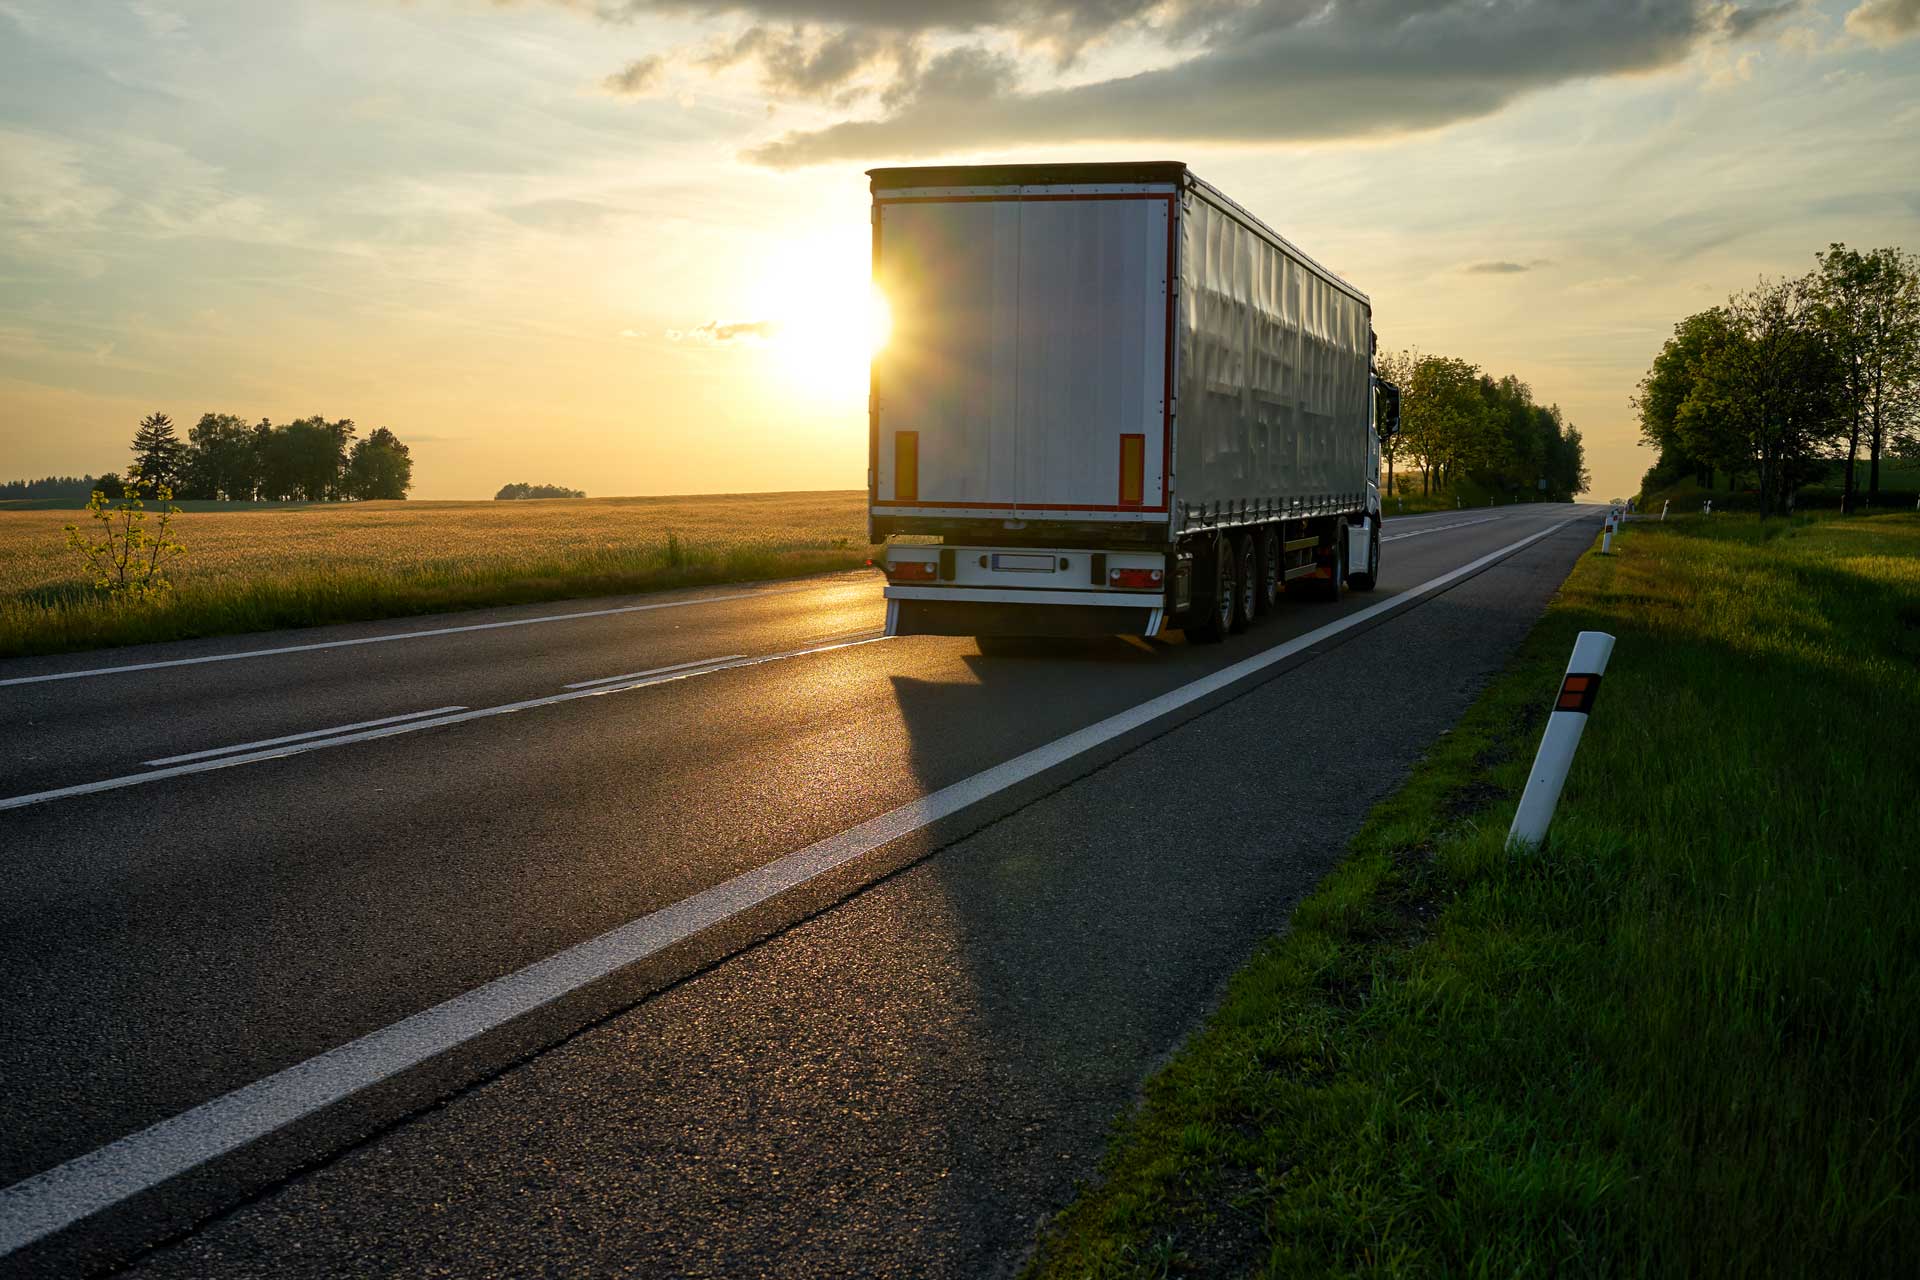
[872,187,1173,521]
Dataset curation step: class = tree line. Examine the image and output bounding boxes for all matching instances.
[495,482,585,499]
[1374,349,1589,500]
[1,476,101,502]
[1637,243,1919,516]
[99,412,416,502]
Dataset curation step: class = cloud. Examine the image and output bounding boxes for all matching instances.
[602,53,665,94]
[666,319,780,342]
[741,1,1789,168]
[1465,261,1531,274]
[1705,49,1759,86]
[697,25,905,101]
[1845,0,1920,44]
[1714,0,1801,38]
[559,0,1171,51]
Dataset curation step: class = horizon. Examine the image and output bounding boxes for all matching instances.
[4,1,1919,501]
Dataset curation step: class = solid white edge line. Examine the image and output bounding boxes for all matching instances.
[0,516,1580,1256]
[0,637,893,814]
[144,707,469,766]
[563,655,746,690]
[0,582,849,689]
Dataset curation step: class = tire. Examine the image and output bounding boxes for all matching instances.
[1231,534,1257,633]
[1348,519,1380,591]
[1309,519,1347,602]
[1185,534,1235,644]
[1255,526,1282,615]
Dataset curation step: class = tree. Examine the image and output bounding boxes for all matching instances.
[130,412,184,491]
[1681,275,1844,517]
[1559,424,1592,498]
[181,413,258,500]
[1635,310,1728,490]
[1374,347,1418,498]
[1814,244,1920,508]
[346,428,413,500]
[1403,355,1491,493]
[278,416,352,501]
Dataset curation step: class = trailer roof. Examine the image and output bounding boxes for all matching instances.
[868,161,1189,189]
[867,162,1368,309]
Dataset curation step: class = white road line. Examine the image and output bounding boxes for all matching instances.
[0,517,1579,1257]
[581,636,889,694]
[1381,515,1505,542]
[0,635,893,814]
[145,707,469,766]
[0,581,847,690]
[564,656,746,690]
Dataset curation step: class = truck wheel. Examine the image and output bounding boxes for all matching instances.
[1348,520,1380,591]
[1311,519,1347,602]
[1255,527,1281,615]
[1232,534,1257,632]
[1186,534,1234,644]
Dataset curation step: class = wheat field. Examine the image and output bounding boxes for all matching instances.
[0,491,872,658]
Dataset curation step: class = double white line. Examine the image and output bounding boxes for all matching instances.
[0,635,890,814]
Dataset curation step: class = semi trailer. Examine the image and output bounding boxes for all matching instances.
[869,161,1400,642]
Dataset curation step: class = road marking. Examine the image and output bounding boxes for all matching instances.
[564,656,746,690]
[0,581,852,690]
[0,517,1579,1257]
[144,707,468,766]
[1381,515,1505,542]
[581,636,889,693]
[0,635,893,814]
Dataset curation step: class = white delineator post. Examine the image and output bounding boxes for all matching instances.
[1661,500,1669,521]
[1601,512,1615,554]
[1509,631,1615,851]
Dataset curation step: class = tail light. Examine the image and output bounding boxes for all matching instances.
[886,560,938,582]
[1108,567,1164,590]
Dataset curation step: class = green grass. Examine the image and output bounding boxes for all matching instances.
[1028,510,1920,1277]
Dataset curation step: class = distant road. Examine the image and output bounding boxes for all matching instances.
[0,503,1598,1278]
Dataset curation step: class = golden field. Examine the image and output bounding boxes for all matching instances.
[0,491,872,658]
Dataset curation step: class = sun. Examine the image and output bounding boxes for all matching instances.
[744,231,890,403]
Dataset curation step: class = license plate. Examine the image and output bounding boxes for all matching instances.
[990,553,1056,573]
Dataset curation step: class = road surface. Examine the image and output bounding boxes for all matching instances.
[0,503,1599,1278]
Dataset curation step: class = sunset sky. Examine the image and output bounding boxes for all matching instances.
[3,0,1917,501]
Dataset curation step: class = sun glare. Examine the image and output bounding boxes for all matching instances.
[744,233,888,403]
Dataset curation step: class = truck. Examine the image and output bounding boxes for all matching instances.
[869,161,1401,642]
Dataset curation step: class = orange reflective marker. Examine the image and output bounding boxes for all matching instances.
[1119,434,1145,506]
[894,431,918,502]
[1556,673,1601,714]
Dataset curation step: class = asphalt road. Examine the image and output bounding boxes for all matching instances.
[0,503,1600,1278]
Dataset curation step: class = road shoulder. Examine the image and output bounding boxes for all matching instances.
[1025,511,1920,1277]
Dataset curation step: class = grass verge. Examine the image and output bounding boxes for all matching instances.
[1028,510,1920,1277]
[0,491,871,658]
